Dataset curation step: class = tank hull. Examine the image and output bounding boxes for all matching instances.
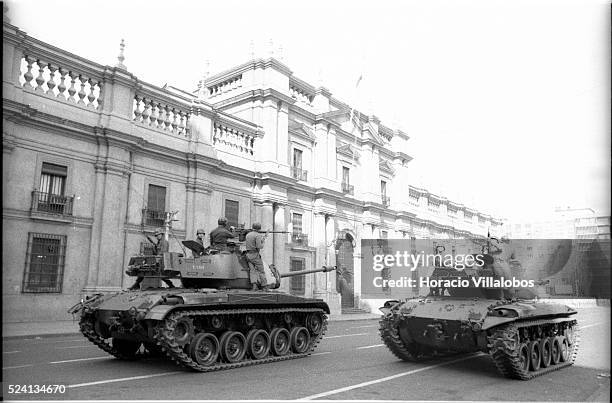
[379,297,578,380]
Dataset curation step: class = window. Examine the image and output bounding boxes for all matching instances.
[36,163,70,214]
[144,185,167,226]
[342,167,350,185]
[225,199,239,228]
[380,230,388,239]
[293,149,303,170]
[381,181,387,198]
[290,258,305,294]
[292,213,303,235]
[22,233,66,293]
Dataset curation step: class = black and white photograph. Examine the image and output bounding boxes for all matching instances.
[2,0,610,401]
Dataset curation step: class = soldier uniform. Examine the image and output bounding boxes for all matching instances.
[209,217,236,250]
[245,223,268,291]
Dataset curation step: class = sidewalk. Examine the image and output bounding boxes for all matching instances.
[3,313,380,339]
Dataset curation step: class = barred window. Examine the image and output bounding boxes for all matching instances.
[225,199,239,228]
[292,213,303,235]
[23,233,66,293]
[290,258,305,294]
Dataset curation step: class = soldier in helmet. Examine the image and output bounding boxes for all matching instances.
[129,228,174,290]
[195,228,206,247]
[245,222,269,291]
[209,217,236,251]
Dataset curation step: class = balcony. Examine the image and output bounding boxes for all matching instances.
[382,196,391,207]
[142,208,167,227]
[341,182,354,195]
[291,166,308,181]
[291,233,309,246]
[31,191,74,216]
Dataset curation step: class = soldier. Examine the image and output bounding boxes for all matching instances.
[195,228,206,247]
[209,217,236,251]
[129,228,174,290]
[245,222,269,291]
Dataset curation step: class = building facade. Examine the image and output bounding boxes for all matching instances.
[2,20,503,323]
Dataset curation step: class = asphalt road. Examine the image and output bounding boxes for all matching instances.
[2,307,610,401]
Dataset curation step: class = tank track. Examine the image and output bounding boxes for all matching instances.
[379,315,428,361]
[155,307,328,372]
[78,315,140,360]
[488,318,579,380]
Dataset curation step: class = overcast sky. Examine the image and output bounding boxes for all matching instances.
[6,0,610,221]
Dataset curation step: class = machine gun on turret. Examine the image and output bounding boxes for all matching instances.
[233,226,289,242]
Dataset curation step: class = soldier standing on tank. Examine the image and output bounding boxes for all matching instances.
[129,228,175,290]
[209,217,236,251]
[245,222,269,291]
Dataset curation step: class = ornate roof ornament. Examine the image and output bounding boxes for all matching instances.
[116,39,126,70]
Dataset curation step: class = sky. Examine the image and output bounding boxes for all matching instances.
[6,0,610,221]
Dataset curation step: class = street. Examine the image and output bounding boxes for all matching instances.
[2,307,610,401]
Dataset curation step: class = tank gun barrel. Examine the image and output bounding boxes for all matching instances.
[280,265,336,278]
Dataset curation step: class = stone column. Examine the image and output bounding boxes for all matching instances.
[312,212,328,298]
[260,202,274,266]
[325,214,341,315]
[273,203,287,291]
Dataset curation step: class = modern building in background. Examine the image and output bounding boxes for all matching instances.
[2,17,503,323]
[508,207,611,239]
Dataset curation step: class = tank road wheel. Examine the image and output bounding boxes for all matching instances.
[189,333,220,366]
[246,329,270,360]
[517,343,531,373]
[173,317,194,346]
[112,338,141,359]
[559,337,570,362]
[529,341,541,371]
[550,337,562,365]
[220,331,247,363]
[306,313,324,335]
[290,327,311,354]
[540,338,552,368]
[270,328,291,356]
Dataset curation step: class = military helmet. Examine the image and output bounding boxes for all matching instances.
[196,228,205,235]
[218,217,228,225]
[154,228,163,235]
[252,222,262,230]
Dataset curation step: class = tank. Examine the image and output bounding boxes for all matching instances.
[68,237,336,372]
[378,240,578,380]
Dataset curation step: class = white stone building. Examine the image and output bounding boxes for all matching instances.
[2,19,503,323]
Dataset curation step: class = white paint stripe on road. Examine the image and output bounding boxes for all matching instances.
[68,371,182,388]
[310,352,332,356]
[298,352,484,400]
[3,364,34,370]
[325,333,369,339]
[349,325,378,329]
[56,345,92,349]
[3,351,21,354]
[580,322,606,330]
[50,356,108,364]
[356,344,384,350]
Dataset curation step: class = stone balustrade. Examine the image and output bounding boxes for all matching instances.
[207,74,243,98]
[212,117,258,156]
[132,90,191,137]
[18,52,104,109]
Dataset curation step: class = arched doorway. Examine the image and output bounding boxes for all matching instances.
[335,233,355,308]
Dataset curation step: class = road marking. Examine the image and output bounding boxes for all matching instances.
[580,322,606,330]
[310,352,332,356]
[68,371,182,388]
[298,353,484,400]
[356,344,384,350]
[50,356,108,364]
[3,364,34,370]
[325,333,369,339]
[3,351,21,354]
[56,345,92,349]
[349,325,378,329]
